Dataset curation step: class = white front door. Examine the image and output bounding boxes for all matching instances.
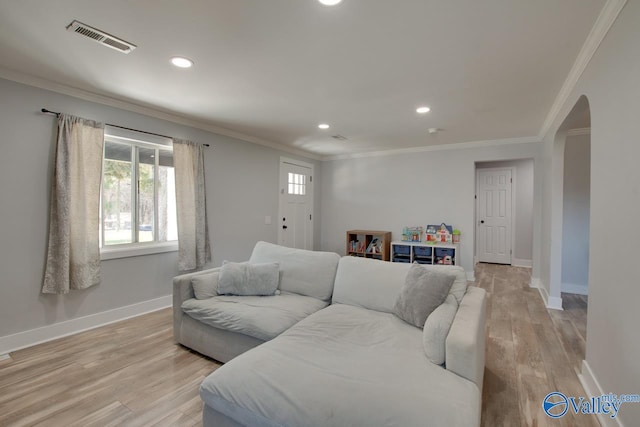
[477,168,512,264]
[278,158,313,250]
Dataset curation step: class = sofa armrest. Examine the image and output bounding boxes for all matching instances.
[445,286,487,388]
[173,267,222,342]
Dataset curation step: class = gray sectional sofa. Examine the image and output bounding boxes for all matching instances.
[173,242,487,427]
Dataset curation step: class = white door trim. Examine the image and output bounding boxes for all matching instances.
[510,166,517,266]
[278,157,314,249]
[475,166,515,264]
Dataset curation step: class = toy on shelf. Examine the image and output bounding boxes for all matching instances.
[452,229,461,243]
[402,226,423,242]
[425,225,438,243]
[426,223,454,243]
[436,223,453,243]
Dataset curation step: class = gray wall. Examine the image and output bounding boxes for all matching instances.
[476,159,534,263]
[320,142,542,275]
[561,134,590,294]
[539,1,640,423]
[0,78,319,339]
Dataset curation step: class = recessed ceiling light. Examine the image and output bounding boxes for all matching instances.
[171,57,194,68]
[318,0,343,5]
[318,123,330,129]
[416,106,431,114]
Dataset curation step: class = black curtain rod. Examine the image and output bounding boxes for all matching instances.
[41,108,210,147]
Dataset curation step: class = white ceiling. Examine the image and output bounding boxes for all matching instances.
[0,0,605,157]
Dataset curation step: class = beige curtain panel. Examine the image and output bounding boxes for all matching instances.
[173,139,211,271]
[42,114,105,294]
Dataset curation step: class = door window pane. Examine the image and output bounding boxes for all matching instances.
[287,172,306,195]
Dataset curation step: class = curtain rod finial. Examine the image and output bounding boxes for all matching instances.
[41,108,60,116]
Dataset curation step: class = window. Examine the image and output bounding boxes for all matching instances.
[288,172,306,195]
[100,127,177,258]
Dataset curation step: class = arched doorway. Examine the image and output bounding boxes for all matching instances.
[549,95,591,309]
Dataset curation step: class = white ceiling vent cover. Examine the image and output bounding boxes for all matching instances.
[66,20,136,54]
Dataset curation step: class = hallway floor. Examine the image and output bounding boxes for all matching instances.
[476,263,596,427]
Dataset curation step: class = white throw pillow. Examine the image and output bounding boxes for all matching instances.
[218,261,280,296]
[191,272,220,300]
[423,294,459,365]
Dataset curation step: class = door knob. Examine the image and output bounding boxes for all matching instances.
[480,220,485,224]
[282,225,288,229]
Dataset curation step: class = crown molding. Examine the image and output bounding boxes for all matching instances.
[322,136,541,161]
[567,127,591,136]
[0,67,323,161]
[1,66,540,163]
[538,0,627,140]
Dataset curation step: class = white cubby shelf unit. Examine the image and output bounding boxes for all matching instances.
[390,241,460,266]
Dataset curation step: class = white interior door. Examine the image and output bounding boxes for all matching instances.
[278,158,313,250]
[477,168,512,264]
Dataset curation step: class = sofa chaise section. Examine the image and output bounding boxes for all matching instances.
[200,256,487,427]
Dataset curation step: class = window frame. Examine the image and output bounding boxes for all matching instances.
[99,128,178,260]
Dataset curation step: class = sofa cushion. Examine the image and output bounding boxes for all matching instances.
[394,264,456,328]
[191,271,219,300]
[332,256,468,312]
[218,261,280,296]
[181,292,328,341]
[423,294,459,365]
[249,241,340,301]
[200,304,480,427]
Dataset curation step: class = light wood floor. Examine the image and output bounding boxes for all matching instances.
[477,262,596,427]
[0,264,594,427]
[0,310,221,427]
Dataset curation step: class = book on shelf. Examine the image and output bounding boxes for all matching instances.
[350,240,366,253]
[366,237,381,254]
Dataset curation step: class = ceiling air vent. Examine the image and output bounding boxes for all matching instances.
[66,20,136,54]
[331,134,348,141]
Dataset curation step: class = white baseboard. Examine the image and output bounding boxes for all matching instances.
[529,277,541,288]
[579,360,625,427]
[534,280,563,310]
[562,282,589,295]
[0,295,172,355]
[512,258,532,268]
[466,270,475,282]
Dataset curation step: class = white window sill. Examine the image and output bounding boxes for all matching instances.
[100,242,179,260]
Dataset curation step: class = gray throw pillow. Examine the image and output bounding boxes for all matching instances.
[393,263,456,328]
[218,261,280,296]
[191,271,219,300]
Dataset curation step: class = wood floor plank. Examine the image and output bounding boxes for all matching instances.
[482,337,522,426]
[516,373,552,427]
[68,401,133,427]
[511,309,547,380]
